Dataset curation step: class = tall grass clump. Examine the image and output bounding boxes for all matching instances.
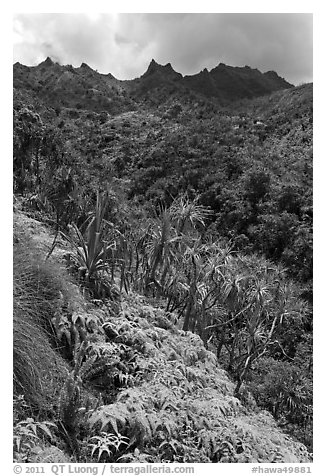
[13,236,73,411]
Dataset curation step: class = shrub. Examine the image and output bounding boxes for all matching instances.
[246,357,313,451]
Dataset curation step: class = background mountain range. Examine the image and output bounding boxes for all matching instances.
[14,57,293,112]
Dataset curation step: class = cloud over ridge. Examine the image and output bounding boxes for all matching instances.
[13,13,312,85]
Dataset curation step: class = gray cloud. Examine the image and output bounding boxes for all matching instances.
[13,13,312,85]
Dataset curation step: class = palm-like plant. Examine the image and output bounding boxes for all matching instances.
[127,197,212,299]
[142,210,180,293]
[170,194,211,234]
[64,191,115,298]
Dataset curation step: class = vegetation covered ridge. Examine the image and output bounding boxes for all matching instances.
[13,199,311,463]
[13,57,293,107]
[13,80,312,298]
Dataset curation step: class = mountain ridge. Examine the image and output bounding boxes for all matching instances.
[13,57,294,109]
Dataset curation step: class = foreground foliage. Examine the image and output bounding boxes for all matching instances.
[13,210,311,462]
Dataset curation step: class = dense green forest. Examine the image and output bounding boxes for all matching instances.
[13,59,312,463]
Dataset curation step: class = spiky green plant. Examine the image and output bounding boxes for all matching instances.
[88,432,129,462]
[13,417,56,462]
[142,210,180,293]
[169,194,211,234]
[64,191,116,298]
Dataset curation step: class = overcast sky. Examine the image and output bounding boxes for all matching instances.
[13,13,313,85]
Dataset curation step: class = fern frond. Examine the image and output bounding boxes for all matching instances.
[89,403,130,434]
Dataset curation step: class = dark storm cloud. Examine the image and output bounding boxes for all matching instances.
[13,13,312,84]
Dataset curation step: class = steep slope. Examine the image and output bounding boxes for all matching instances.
[13,57,135,114]
[13,209,311,463]
[13,58,312,289]
[183,63,292,101]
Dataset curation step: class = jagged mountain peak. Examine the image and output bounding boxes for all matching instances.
[142,59,158,76]
[38,56,55,67]
[80,62,93,70]
[264,70,284,80]
[105,72,117,80]
[142,59,183,79]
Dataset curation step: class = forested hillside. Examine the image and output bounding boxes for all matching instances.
[13,59,313,463]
